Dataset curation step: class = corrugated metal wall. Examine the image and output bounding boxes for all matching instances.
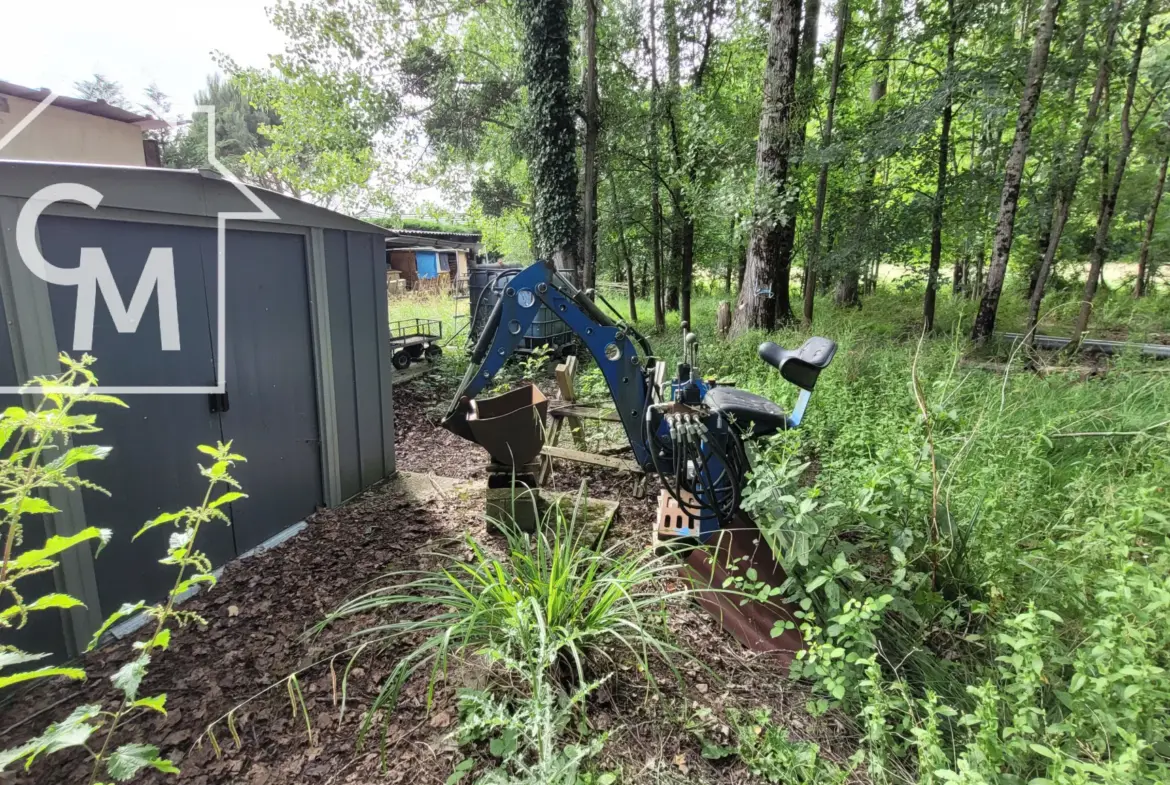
[324,229,396,501]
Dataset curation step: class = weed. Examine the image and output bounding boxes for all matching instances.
[728,708,850,785]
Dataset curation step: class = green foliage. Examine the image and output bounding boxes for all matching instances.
[516,0,579,261]
[315,489,689,748]
[0,355,121,692]
[164,74,283,186]
[0,355,245,782]
[726,708,850,785]
[695,288,1170,782]
[365,216,480,234]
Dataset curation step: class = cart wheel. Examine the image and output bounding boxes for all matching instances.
[425,344,443,361]
[392,350,411,370]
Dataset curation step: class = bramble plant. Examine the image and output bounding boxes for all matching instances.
[0,355,246,782]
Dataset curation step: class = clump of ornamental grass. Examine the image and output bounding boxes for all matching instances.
[315,483,695,744]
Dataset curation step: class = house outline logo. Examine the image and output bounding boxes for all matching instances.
[0,93,280,394]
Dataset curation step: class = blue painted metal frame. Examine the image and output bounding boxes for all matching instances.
[452,262,653,468]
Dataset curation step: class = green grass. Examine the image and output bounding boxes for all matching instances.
[651,286,1170,783]
[388,274,1170,782]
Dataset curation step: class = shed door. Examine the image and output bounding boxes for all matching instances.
[37,216,233,614]
[217,230,323,552]
[416,251,439,279]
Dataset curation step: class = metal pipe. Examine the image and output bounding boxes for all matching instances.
[999,333,1170,359]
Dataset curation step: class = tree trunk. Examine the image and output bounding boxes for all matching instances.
[1025,0,1121,340]
[838,0,894,307]
[661,0,716,327]
[731,0,803,336]
[804,0,849,326]
[648,0,666,330]
[971,0,1062,343]
[761,0,819,327]
[924,0,957,332]
[666,219,681,312]
[724,217,735,294]
[518,0,580,276]
[952,254,967,294]
[663,0,686,323]
[736,245,747,292]
[608,175,638,321]
[582,0,600,291]
[974,240,985,298]
[1027,0,1092,300]
[1135,152,1168,298]
[1072,0,1155,345]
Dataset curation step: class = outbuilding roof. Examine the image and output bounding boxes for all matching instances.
[0,159,392,235]
[0,80,170,131]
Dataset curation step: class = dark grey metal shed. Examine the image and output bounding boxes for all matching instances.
[0,161,396,658]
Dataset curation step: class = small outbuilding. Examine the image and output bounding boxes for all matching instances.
[385,228,481,292]
[0,161,396,658]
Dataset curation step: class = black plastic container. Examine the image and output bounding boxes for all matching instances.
[466,262,576,356]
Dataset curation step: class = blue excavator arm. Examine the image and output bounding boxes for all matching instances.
[441,261,656,469]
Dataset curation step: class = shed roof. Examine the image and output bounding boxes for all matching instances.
[383,227,481,242]
[386,235,477,252]
[0,80,170,131]
[0,160,392,235]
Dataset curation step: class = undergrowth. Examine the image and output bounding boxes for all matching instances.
[389,282,1169,783]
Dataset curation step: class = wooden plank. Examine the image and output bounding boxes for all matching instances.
[538,418,563,485]
[541,445,643,473]
[549,404,621,422]
[555,355,578,401]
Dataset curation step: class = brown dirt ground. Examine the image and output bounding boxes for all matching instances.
[0,365,860,785]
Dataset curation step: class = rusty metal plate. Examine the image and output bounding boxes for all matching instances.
[681,512,804,661]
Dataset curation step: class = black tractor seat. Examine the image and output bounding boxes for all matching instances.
[703,336,838,439]
[704,386,788,437]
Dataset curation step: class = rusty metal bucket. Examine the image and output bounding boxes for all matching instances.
[681,511,804,662]
[467,384,549,467]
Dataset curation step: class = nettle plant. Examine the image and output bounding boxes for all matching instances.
[0,355,246,783]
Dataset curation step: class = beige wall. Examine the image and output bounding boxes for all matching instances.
[0,94,146,166]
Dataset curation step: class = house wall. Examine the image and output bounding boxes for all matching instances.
[0,94,147,166]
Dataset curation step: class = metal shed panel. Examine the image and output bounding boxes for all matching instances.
[0,291,69,659]
[324,230,361,500]
[38,215,220,388]
[347,232,385,488]
[35,216,235,612]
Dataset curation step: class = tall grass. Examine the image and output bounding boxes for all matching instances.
[664,286,1170,783]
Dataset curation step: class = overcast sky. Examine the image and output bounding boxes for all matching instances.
[2,0,285,118]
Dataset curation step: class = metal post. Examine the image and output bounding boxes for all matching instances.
[306,228,343,507]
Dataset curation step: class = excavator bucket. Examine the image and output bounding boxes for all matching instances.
[466,383,549,467]
[680,511,804,662]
